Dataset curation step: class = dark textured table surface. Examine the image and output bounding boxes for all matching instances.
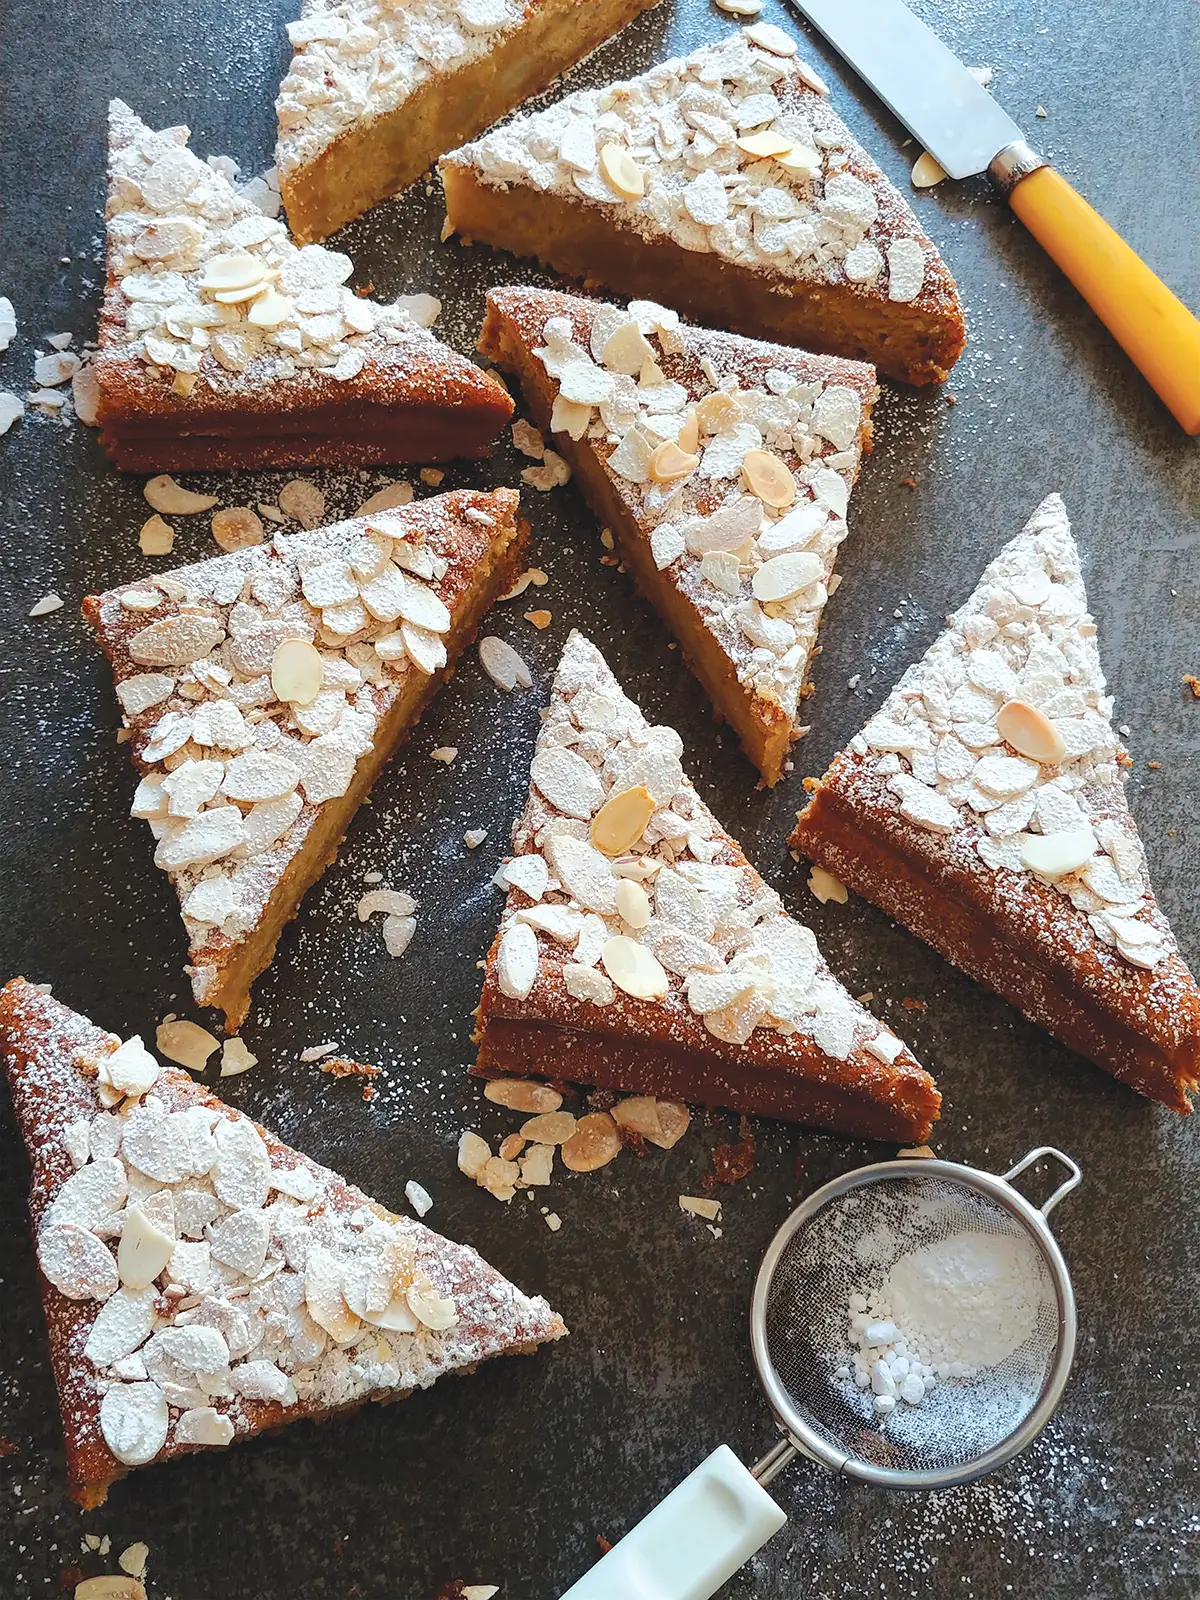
[1,0,1198,1595]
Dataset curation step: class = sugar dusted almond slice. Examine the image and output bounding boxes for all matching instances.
[599,143,645,200]
[406,1283,457,1332]
[271,637,324,705]
[518,1110,577,1145]
[696,391,743,433]
[742,449,796,509]
[143,475,218,515]
[246,287,295,328]
[479,634,533,692]
[648,440,700,484]
[602,320,656,375]
[676,408,700,455]
[497,922,539,999]
[561,1111,621,1172]
[752,550,822,603]
[649,1100,690,1150]
[997,699,1067,764]
[715,0,762,13]
[615,878,651,929]
[590,784,655,856]
[1019,829,1097,878]
[117,1204,175,1290]
[155,1019,219,1072]
[484,1079,563,1114]
[737,130,794,160]
[775,141,822,175]
[199,250,268,292]
[601,935,670,1000]
[744,21,799,56]
[808,865,848,905]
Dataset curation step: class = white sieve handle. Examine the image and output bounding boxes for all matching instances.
[557,1445,788,1600]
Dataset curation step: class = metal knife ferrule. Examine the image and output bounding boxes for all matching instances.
[988,141,1050,198]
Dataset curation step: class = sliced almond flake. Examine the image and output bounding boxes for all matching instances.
[497,921,539,999]
[211,506,265,553]
[807,866,848,905]
[155,1018,220,1072]
[138,514,175,555]
[457,1130,491,1181]
[355,481,413,516]
[430,745,458,763]
[382,914,417,957]
[479,635,533,692]
[29,593,64,616]
[143,475,219,515]
[679,1194,722,1220]
[220,1037,257,1076]
[277,477,326,528]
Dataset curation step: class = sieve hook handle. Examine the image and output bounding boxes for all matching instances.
[1000,1146,1082,1217]
[556,1444,787,1600]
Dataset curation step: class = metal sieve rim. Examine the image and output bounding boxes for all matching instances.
[749,1153,1078,1491]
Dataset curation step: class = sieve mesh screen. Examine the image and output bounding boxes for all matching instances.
[762,1174,1060,1477]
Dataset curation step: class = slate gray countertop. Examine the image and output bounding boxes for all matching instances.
[0,0,1197,1596]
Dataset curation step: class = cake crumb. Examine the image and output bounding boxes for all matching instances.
[1183,674,1200,698]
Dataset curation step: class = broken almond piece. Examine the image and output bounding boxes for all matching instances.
[647,439,700,484]
[138,515,174,556]
[911,151,948,189]
[742,449,796,509]
[599,144,645,200]
[997,699,1067,764]
[498,1133,526,1162]
[695,390,743,434]
[155,1019,219,1072]
[483,1079,563,1114]
[561,1111,621,1172]
[590,785,655,856]
[676,408,700,455]
[143,475,218,515]
[679,1194,722,1221]
[518,1110,578,1145]
[524,608,552,629]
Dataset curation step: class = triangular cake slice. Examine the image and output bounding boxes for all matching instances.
[481,284,878,785]
[791,495,1200,1110]
[84,487,526,1030]
[443,28,965,385]
[0,979,564,1508]
[96,101,513,472]
[474,632,939,1142]
[276,0,664,244]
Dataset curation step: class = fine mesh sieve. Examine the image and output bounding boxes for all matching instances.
[560,1147,1080,1600]
[749,1146,1080,1492]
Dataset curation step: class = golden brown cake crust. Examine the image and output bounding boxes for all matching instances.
[790,762,1200,1113]
[0,979,565,1507]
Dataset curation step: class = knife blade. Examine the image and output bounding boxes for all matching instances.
[785,0,1200,432]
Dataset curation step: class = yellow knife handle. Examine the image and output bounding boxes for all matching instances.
[1004,162,1200,434]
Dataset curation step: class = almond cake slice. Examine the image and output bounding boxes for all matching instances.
[85,488,527,1031]
[480,284,878,784]
[96,101,513,472]
[474,631,940,1143]
[442,27,966,385]
[0,979,565,1508]
[276,0,664,244]
[791,495,1200,1110]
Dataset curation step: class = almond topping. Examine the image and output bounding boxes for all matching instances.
[498,1133,526,1163]
[247,287,296,328]
[912,151,949,189]
[752,550,822,603]
[590,784,655,856]
[744,21,798,56]
[1019,829,1097,878]
[696,390,743,433]
[647,439,700,484]
[742,449,796,509]
[484,1079,563,1114]
[75,1580,147,1600]
[775,142,822,175]
[615,878,651,929]
[561,1112,621,1173]
[599,143,646,200]
[117,1205,175,1290]
[601,936,670,1001]
[737,130,795,160]
[271,638,324,705]
[199,250,268,292]
[155,1018,219,1072]
[997,699,1067,764]
[676,408,700,455]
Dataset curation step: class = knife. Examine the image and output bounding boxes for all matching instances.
[786,0,1200,433]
